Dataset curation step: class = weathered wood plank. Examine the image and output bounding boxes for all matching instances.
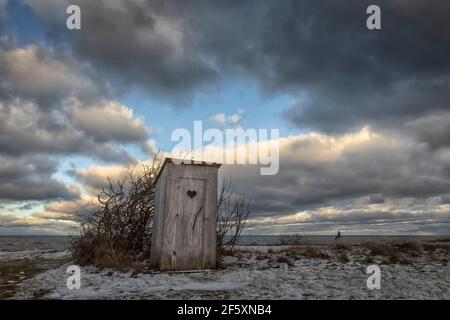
[151,160,219,271]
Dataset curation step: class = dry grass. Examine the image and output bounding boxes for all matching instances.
[283,246,330,259]
[365,243,398,257]
[71,236,134,269]
[430,238,450,243]
[71,159,251,269]
[394,242,422,257]
[302,247,330,259]
[338,253,350,263]
[422,243,450,253]
[130,264,146,277]
[276,241,448,265]
[335,243,351,251]
[215,255,225,270]
[216,247,237,269]
[278,234,303,245]
[276,255,294,267]
[364,243,414,264]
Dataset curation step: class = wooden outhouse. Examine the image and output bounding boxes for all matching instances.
[150,158,221,271]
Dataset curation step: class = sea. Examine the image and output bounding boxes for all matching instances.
[1,235,449,253]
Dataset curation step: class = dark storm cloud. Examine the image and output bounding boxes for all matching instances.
[406,112,450,148]
[220,129,450,216]
[25,0,218,101]
[25,0,450,125]
[0,40,108,108]
[0,43,151,163]
[0,22,155,207]
[0,97,138,163]
[0,155,80,201]
[267,0,450,132]
[195,0,450,132]
[9,0,450,233]
[27,127,450,234]
[0,0,5,28]
[284,77,450,133]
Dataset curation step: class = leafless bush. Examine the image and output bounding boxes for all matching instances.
[278,234,303,245]
[364,243,410,264]
[365,243,398,257]
[216,179,251,251]
[335,243,350,251]
[430,237,450,243]
[283,246,330,259]
[395,242,422,256]
[301,246,330,259]
[338,253,350,263]
[276,255,294,267]
[422,243,450,253]
[72,158,250,267]
[71,156,162,267]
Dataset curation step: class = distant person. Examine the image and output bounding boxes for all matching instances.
[335,231,342,241]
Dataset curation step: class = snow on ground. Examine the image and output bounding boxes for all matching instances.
[12,244,450,300]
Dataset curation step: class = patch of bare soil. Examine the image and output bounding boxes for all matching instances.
[0,258,66,299]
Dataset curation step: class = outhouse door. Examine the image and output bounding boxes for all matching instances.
[173,177,206,269]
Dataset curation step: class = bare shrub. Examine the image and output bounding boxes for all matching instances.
[422,243,450,253]
[278,234,303,245]
[72,159,250,268]
[277,255,294,267]
[290,246,330,259]
[364,256,375,264]
[335,243,350,251]
[71,157,162,267]
[256,254,269,261]
[430,238,450,243]
[303,247,325,259]
[338,253,350,263]
[366,243,398,257]
[216,246,236,270]
[395,242,422,256]
[283,246,300,257]
[364,243,414,264]
[216,179,250,251]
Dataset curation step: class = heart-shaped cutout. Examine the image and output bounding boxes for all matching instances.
[187,190,197,199]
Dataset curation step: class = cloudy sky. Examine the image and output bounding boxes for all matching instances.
[1,0,450,235]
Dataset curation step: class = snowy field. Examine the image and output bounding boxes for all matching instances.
[7,243,450,300]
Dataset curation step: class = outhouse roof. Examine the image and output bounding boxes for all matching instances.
[154,157,221,184]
